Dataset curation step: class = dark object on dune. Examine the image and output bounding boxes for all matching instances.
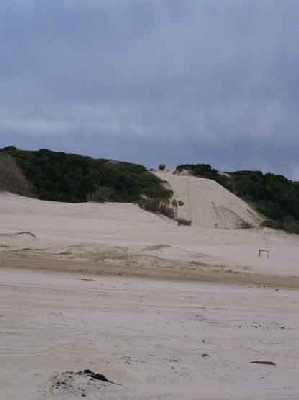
[250,361,276,366]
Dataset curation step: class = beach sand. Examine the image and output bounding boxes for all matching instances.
[1,268,299,400]
[1,188,299,399]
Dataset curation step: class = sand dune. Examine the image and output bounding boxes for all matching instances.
[155,171,262,228]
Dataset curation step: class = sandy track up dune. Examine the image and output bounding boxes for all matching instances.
[156,171,262,229]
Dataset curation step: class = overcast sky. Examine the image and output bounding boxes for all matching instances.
[0,0,299,178]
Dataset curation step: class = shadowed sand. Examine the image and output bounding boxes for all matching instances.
[2,251,299,290]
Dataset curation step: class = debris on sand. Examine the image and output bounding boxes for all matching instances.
[79,369,113,383]
[250,361,276,366]
[80,278,95,282]
[0,231,37,239]
[15,231,37,239]
[49,369,114,398]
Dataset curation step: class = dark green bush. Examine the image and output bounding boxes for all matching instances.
[0,147,172,204]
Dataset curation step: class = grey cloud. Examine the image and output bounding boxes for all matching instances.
[0,0,299,178]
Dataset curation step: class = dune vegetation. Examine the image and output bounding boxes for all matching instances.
[0,146,172,203]
[1,146,299,233]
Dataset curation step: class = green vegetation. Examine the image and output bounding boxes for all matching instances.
[1,147,298,233]
[176,164,299,234]
[0,147,172,204]
[177,164,220,180]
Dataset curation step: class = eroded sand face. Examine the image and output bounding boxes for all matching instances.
[1,268,299,400]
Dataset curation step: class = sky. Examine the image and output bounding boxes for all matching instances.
[0,0,299,179]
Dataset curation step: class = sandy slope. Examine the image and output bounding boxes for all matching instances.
[155,170,262,228]
[1,268,299,400]
[0,192,299,281]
